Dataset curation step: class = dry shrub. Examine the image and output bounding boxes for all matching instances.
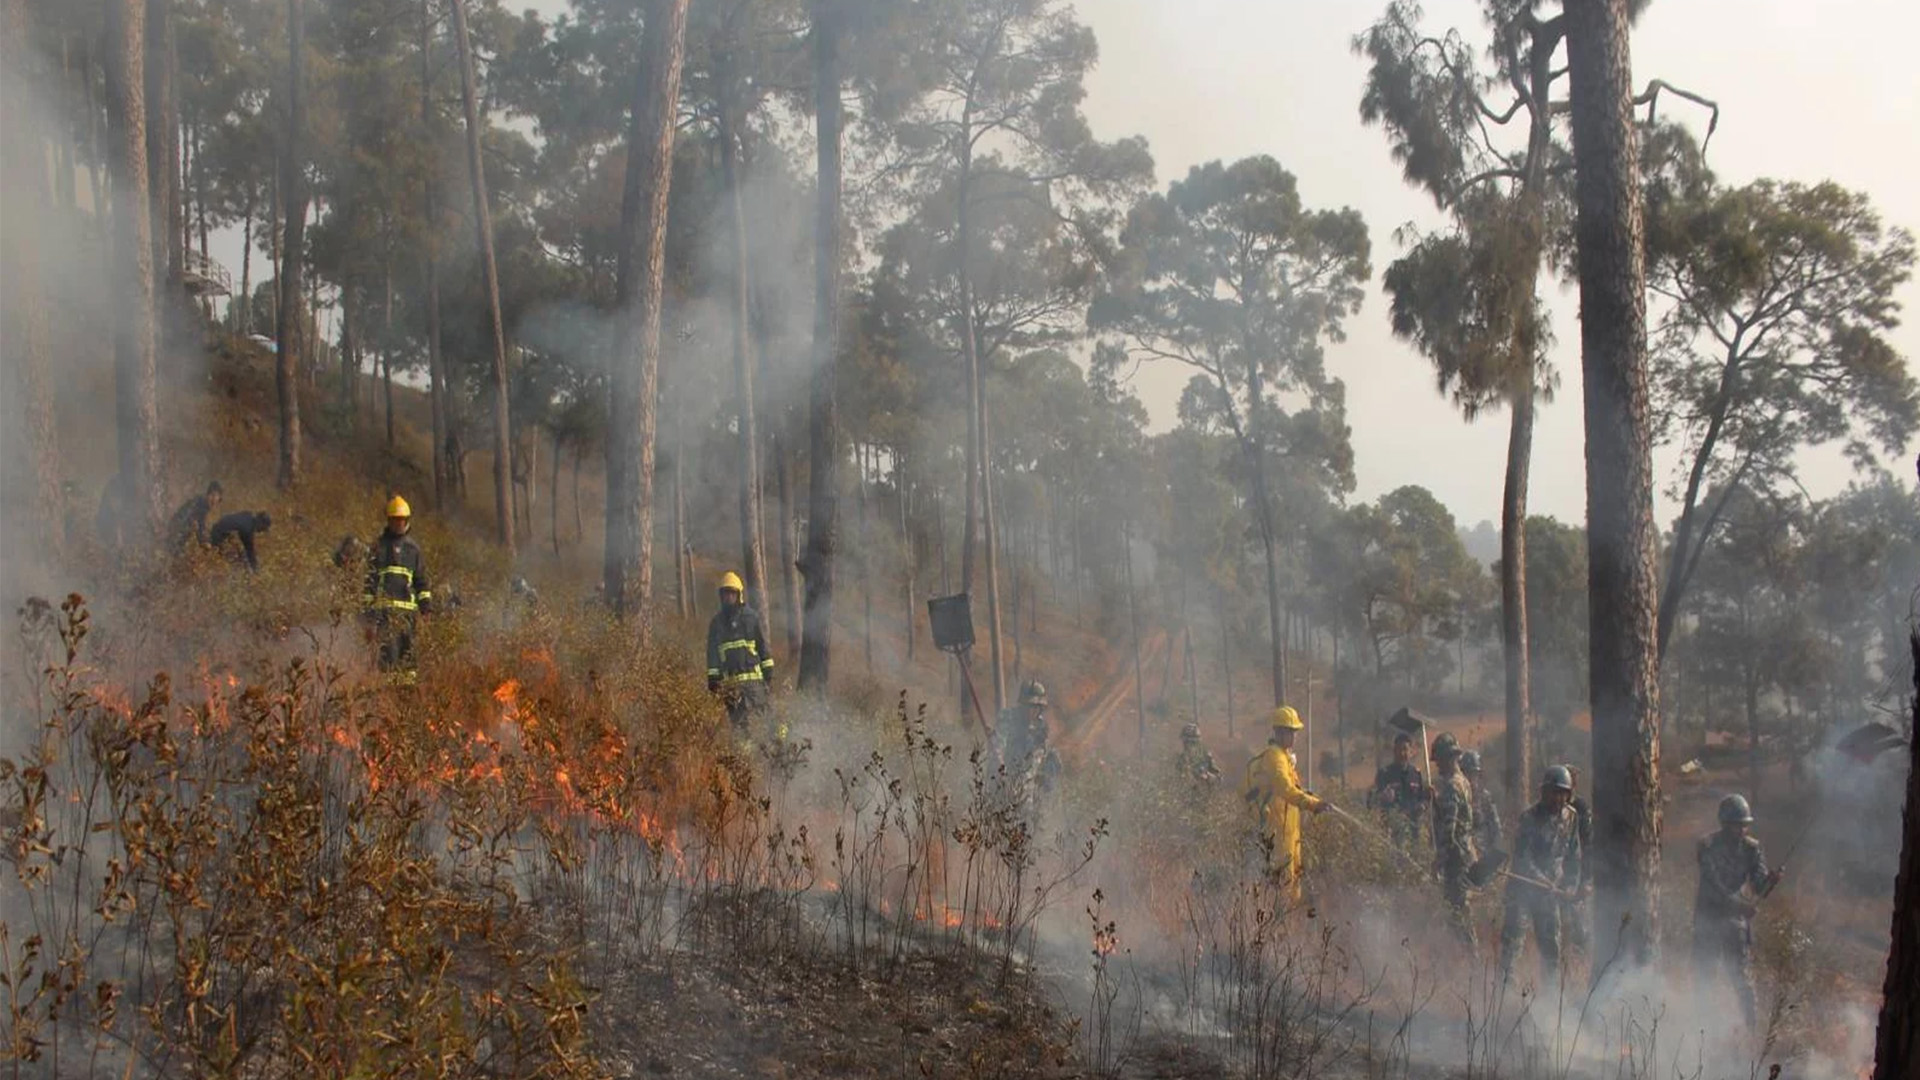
[2,596,601,1078]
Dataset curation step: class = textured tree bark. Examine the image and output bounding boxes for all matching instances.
[274,0,306,489]
[717,53,768,616]
[419,0,448,509]
[604,0,691,623]
[448,0,515,554]
[797,0,842,690]
[145,0,178,289]
[1567,0,1663,972]
[1872,631,1919,1080]
[1501,386,1534,818]
[105,0,163,534]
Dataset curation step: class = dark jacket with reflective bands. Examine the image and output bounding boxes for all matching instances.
[706,603,773,685]
[364,530,431,613]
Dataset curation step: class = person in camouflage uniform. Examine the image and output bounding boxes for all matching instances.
[1460,750,1503,859]
[1369,732,1429,852]
[1561,764,1595,956]
[995,680,1063,821]
[1693,793,1781,1030]
[1175,723,1222,784]
[1430,733,1477,946]
[1499,766,1582,987]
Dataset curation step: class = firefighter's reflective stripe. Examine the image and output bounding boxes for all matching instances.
[370,562,422,610]
[719,638,758,655]
[720,667,765,685]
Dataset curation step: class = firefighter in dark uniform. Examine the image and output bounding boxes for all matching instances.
[1499,766,1582,988]
[167,480,223,552]
[1460,750,1503,860]
[1694,794,1781,1030]
[1175,723,1222,784]
[706,571,777,744]
[1562,764,1595,956]
[363,496,432,684]
[1430,733,1478,945]
[1369,732,1429,852]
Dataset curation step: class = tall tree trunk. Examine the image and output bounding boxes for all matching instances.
[1,0,65,553]
[573,446,584,545]
[144,0,178,294]
[797,0,842,690]
[860,446,874,673]
[273,0,306,489]
[448,0,514,554]
[675,445,693,616]
[1241,347,1289,708]
[105,0,162,535]
[236,187,253,332]
[1220,596,1235,739]
[340,293,357,409]
[604,0,690,621]
[776,427,803,661]
[1501,387,1534,819]
[898,452,915,664]
[551,430,563,556]
[1567,0,1663,973]
[419,0,448,508]
[1125,522,1145,756]
[717,56,768,615]
[979,358,1006,710]
[384,256,396,447]
[1872,630,1920,1080]
[1744,664,1761,800]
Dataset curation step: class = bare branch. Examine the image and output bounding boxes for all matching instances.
[1635,78,1721,154]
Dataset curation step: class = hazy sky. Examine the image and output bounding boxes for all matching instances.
[1071,0,1920,527]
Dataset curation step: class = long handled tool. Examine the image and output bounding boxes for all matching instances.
[1497,867,1567,896]
[1325,802,1429,875]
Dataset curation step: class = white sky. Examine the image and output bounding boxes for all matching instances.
[1072,0,1920,526]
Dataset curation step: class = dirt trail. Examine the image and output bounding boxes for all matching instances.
[1058,628,1167,760]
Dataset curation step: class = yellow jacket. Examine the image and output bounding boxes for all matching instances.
[1244,745,1323,889]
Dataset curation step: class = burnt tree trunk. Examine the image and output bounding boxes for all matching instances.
[797,0,842,690]
[419,0,448,507]
[1568,0,1664,972]
[448,0,514,554]
[1872,631,1920,1080]
[604,0,690,621]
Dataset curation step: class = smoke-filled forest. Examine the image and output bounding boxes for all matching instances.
[2,0,1918,1076]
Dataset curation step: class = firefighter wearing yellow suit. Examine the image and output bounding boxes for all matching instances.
[1242,706,1329,902]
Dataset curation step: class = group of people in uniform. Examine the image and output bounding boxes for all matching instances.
[1222,707,1783,1030]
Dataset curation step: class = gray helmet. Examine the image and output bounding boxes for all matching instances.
[1459,750,1483,774]
[1020,680,1048,707]
[1543,765,1574,792]
[1431,732,1460,760]
[1718,794,1754,826]
[1180,722,1201,742]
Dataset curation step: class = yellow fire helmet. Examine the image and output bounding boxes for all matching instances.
[718,571,745,594]
[386,495,412,519]
[1270,705,1303,731]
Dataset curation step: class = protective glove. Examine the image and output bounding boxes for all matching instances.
[707,676,721,695]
